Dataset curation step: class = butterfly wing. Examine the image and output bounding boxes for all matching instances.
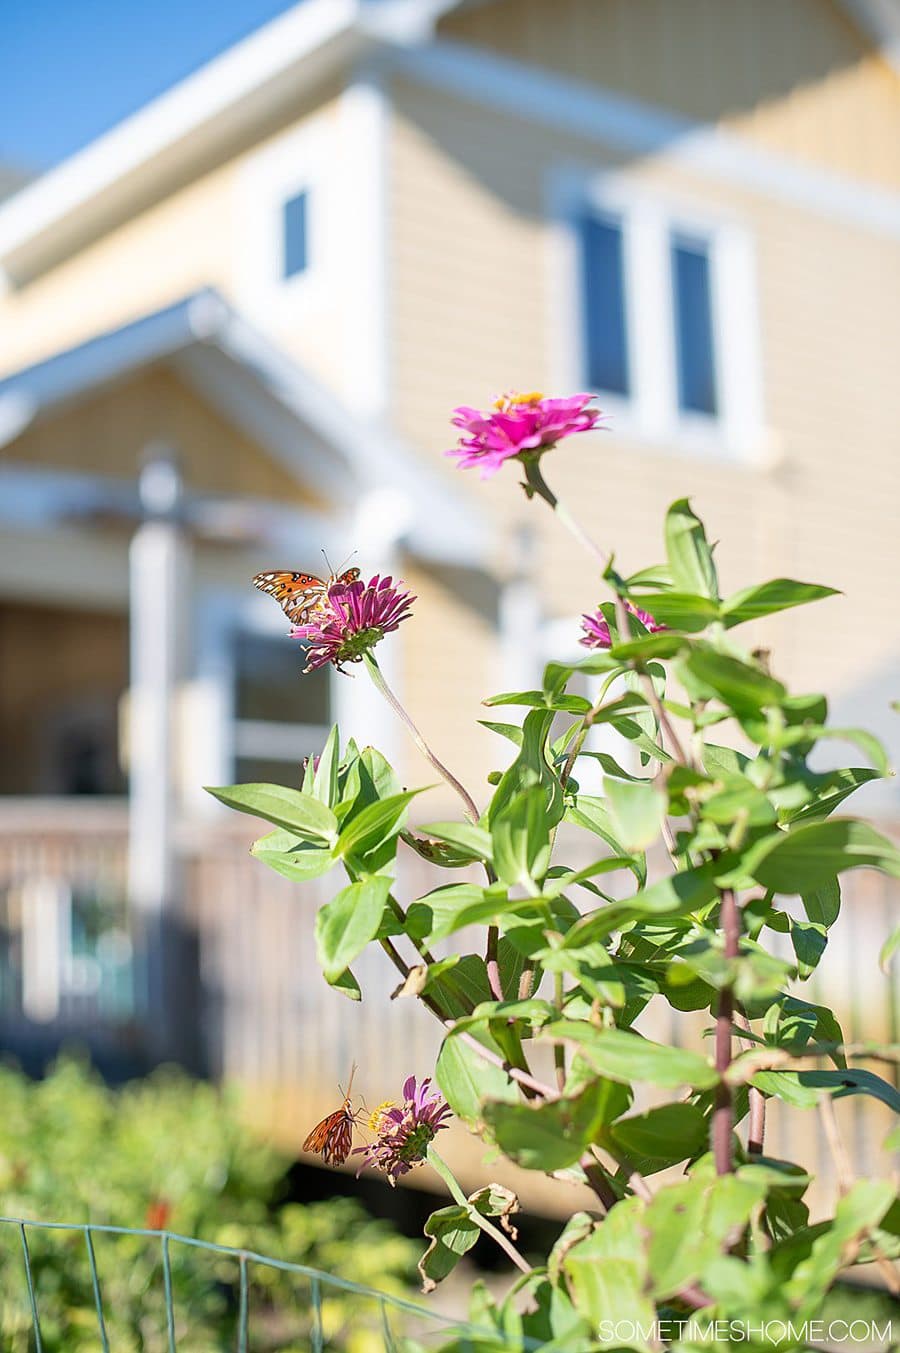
[253,571,325,625]
[338,567,361,585]
[303,1105,355,1166]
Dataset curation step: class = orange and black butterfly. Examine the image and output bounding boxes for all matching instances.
[252,564,361,625]
[303,1068,361,1166]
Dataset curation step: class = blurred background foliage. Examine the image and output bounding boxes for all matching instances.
[0,1058,419,1351]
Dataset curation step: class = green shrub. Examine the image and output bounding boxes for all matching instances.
[0,1058,418,1351]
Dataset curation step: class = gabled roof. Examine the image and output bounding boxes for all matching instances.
[0,0,448,285]
[0,289,487,565]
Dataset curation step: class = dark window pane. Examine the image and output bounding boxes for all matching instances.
[672,239,718,416]
[235,633,330,725]
[580,214,629,396]
[282,191,308,278]
[235,757,311,789]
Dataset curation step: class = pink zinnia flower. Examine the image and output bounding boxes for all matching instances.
[580,601,665,650]
[291,575,415,673]
[355,1076,451,1185]
[446,391,604,479]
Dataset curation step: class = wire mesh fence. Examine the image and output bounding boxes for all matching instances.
[0,1215,510,1352]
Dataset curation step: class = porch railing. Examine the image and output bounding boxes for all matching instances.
[0,800,897,1214]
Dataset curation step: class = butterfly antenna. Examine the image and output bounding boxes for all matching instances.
[321,547,335,578]
[336,548,358,574]
[341,1062,358,1103]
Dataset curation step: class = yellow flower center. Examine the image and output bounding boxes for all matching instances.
[493,390,544,411]
[368,1100,394,1131]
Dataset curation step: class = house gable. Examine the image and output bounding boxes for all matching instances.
[2,363,322,507]
[438,0,900,191]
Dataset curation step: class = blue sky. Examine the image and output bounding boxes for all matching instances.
[1,0,300,173]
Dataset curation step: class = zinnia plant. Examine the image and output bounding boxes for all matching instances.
[291,573,415,673]
[446,391,603,478]
[213,393,900,1351]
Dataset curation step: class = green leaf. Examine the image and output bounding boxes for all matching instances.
[880,923,900,973]
[563,1252,655,1347]
[488,709,563,829]
[745,819,900,892]
[702,743,751,778]
[541,1023,719,1090]
[206,782,338,845]
[478,719,524,747]
[621,592,719,633]
[665,498,719,600]
[490,786,552,888]
[314,876,391,982]
[484,1083,614,1171]
[419,820,493,864]
[250,842,334,882]
[328,967,361,1001]
[565,795,647,886]
[604,777,667,851]
[790,920,827,978]
[644,1174,768,1300]
[417,1205,480,1293]
[681,645,786,717]
[795,1068,900,1114]
[780,1180,896,1313]
[435,1031,518,1126]
[608,631,688,660]
[560,859,723,948]
[801,878,841,929]
[335,788,426,863]
[406,882,511,943]
[311,724,340,806]
[606,1103,708,1174]
[787,767,881,823]
[483,689,592,713]
[721,578,839,628]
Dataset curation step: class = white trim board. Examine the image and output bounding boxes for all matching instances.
[390,39,900,242]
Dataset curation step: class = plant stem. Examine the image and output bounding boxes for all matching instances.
[486,924,503,1002]
[457,1030,555,1099]
[522,458,612,570]
[554,972,567,1091]
[363,653,481,824]
[387,894,437,967]
[712,888,740,1175]
[427,1147,532,1276]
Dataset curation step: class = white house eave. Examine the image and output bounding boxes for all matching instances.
[0,0,364,284]
[388,37,900,241]
[0,0,458,285]
[0,290,488,567]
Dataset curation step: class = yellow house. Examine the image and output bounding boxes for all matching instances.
[0,0,898,1194]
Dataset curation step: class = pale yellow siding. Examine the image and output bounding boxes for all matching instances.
[440,0,900,192]
[0,87,348,395]
[387,77,900,782]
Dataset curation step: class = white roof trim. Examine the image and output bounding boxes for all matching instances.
[0,0,364,283]
[390,38,900,240]
[0,289,487,565]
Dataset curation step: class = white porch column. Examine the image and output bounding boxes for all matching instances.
[127,446,189,914]
[331,487,412,771]
[499,524,542,692]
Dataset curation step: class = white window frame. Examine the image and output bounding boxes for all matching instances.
[234,114,334,322]
[548,166,766,463]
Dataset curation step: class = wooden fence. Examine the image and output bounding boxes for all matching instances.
[0,801,896,1216]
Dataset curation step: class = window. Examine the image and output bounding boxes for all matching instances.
[557,174,763,458]
[233,632,330,787]
[580,213,630,397]
[671,236,717,417]
[282,190,309,279]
